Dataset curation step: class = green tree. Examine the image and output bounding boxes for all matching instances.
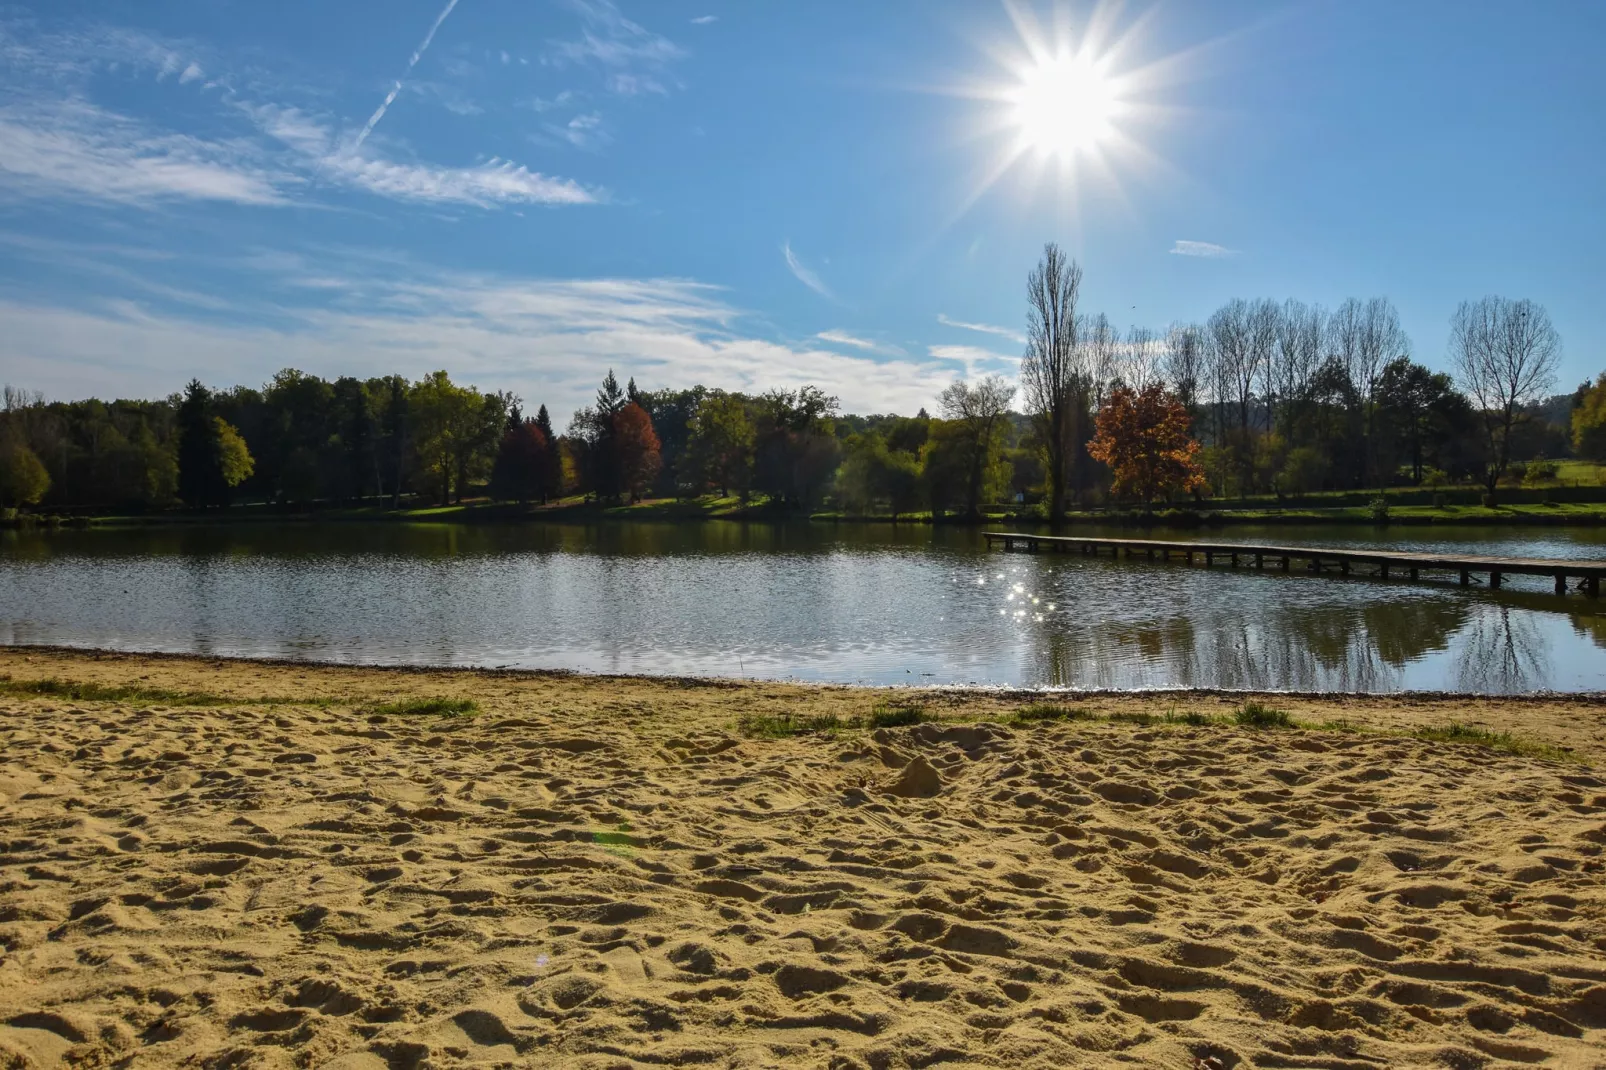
[686,392,755,497]
[938,375,1015,516]
[1573,374,1606,461]
[215,418,254,488]
[177,379,229,508]
[0,440,50,507]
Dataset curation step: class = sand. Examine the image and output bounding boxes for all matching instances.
[1,649,1605,1069]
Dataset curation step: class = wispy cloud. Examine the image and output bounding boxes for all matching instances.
[549,0,683,95]
[936,313,1026,346]
[782,242,833,300]
[690,15,718,24]
[0,249,971,415]
[816,329,904,356]
[927,344,1019,379]
[352,0,461,150]
[241,102,600,207]
[0,18,598,212]
[0,99,286,207]
[550,112,609,150]
[1169,239,1235,258]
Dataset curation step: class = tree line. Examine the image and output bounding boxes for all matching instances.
[2,245,1601,515]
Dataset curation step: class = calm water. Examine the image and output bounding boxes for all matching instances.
[2,522,1603,693]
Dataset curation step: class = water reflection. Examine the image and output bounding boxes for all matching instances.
[0,521,1601,692]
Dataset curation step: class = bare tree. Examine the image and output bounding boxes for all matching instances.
[1021,243,1084,519]
[1327,297,1408,485]
[1207,299,1260,488]
[1120,325,1164,392]
[938,375,1016,516]
[1273,300,1325,433]
[1162,323,1205,420]
[1449,296,1562,496]
[1081,313,1120,404]
[1246,298,1281,433]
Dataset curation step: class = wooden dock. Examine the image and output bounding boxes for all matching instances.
[983,532,1605,598]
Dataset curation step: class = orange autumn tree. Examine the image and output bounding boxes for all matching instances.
[1087,383,1206,507]
[613,401,662,503]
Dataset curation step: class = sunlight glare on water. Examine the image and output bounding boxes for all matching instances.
[1,522,1603,693]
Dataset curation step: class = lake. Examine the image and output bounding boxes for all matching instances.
[2,522,1603,693]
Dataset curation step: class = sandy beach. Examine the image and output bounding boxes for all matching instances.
[2,647,1604,1068]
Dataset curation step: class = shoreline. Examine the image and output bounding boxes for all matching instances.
[8,497,1606,531]
[6,641,1606,705]
[3,646,1605,1066]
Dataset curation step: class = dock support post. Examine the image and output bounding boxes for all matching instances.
[1205,551,1214,566]
[1147,548,1154,560]
[1340,561,1350,575]
[1460,570,1470,586]
[1588,576,1600,598]
[1490,571,1502,590]
[1310,555,1321,572]
[1255,553,1264,569]
[1186,551,1194,565]
[1231,552,1239,567]
[1410,567,1418,580]
[1380,563,1390,580]
[1281,556,1290,571]
[1555,573,1567,596]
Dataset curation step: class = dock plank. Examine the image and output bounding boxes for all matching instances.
[983,532,1605,596]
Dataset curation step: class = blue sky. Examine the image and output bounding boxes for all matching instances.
[1,0,1601,417]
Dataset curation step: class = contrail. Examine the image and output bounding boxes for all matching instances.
[352,0,461,151]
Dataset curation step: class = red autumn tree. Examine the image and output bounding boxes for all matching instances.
[612,401,661,503]
[1087,383,1206,506]
[490,420,551,503]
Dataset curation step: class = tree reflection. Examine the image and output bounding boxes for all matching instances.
[1453,605,1548,694]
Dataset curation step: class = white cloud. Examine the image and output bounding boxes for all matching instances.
[782,241,833,300]
[927,344,1019,379]
[0,255,973,416]
[816,329,904,356]
[549,0,683,95]
[323,153,597,208]
[0,21,598,213]
[552,112,609,150]
[936,313,1026,346]
[1169,239,1235,258]
[244,102,601,207]
[691,15,718,24]
[0,99,286,207]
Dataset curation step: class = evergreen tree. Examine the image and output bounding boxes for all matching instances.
[177,379,227,508]
[534,404,560,499]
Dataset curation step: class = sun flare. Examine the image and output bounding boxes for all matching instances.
[1009,53,1117,158]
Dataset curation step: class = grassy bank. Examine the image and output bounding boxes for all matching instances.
[9,489,1606,530]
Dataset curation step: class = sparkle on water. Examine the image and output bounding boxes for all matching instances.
[2,522,1603,694]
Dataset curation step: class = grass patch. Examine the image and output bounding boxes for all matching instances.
[1013,703,1091,724]
[868,702,931,729]
[1235,702,1294,729]
[0,675,331,708]
[736,711,853,738]
[366,697,478,717]
[1412,722,1575,762]
[1170,710,1216,727]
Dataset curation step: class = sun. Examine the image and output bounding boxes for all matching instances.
[1009,53,1118,159]
[934,1,1195,218]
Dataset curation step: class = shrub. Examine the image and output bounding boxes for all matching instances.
[1014,703,1089,723]
[1522,460,1559,487]
[1235,702,1292,729]
[868,702,930,728]
[1368,496,1390,524]
[737,711,851,738]
[367,697,477,717]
